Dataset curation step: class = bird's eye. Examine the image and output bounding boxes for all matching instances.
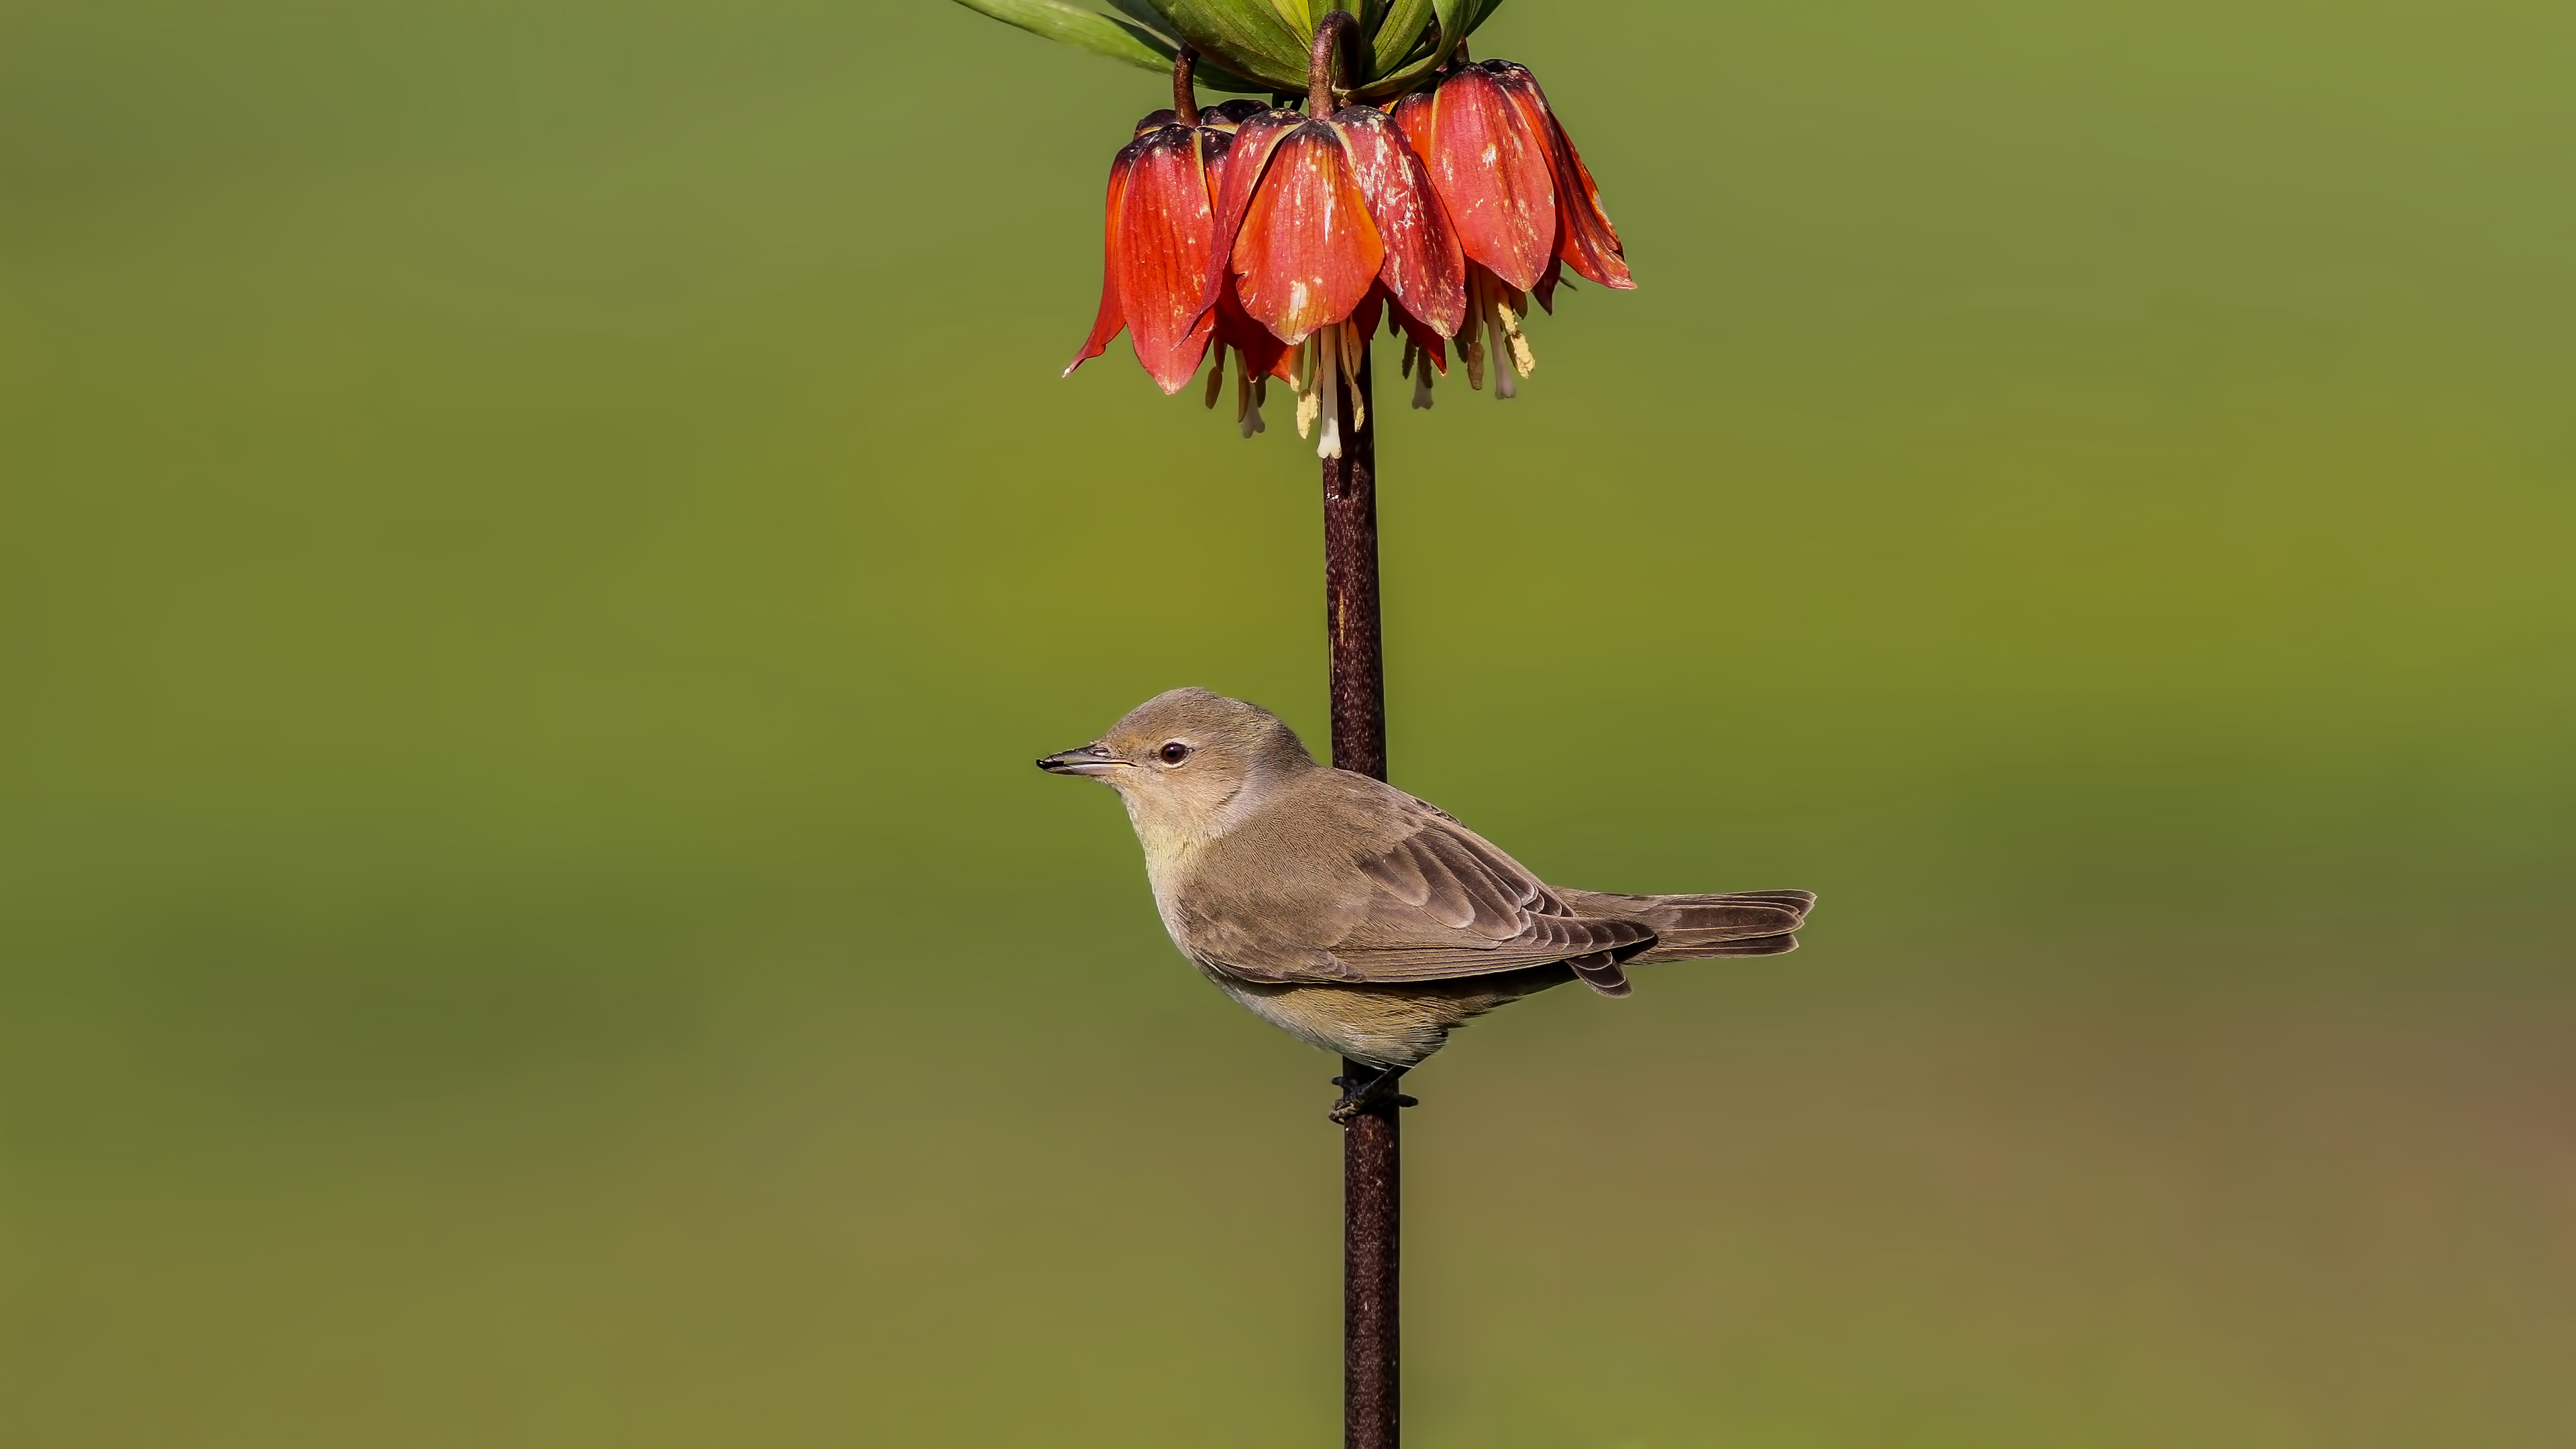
[1159,741,1191,765]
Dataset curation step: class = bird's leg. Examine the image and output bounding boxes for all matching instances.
[1328,1065,1418,1124]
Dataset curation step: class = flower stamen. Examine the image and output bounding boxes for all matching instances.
[1462,272,1489,391]
[1343,323,1366,433]
[1493,283,1533,394]
[1234,355,1263,435]
[1294,337,1321,439]
[1316,329,1344,460]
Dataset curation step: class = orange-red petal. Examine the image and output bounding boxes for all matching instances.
[1330,105,1464,338]
[1350,285,1385,343]
[1491,63,1633,290]
[1114,125,1221,394]
[1210,108,1303,303]
[1228,121,1384,346]
[1389,89,1436,163]
[1383,289,1449,374]
[1063,137,1140,377]
[1532,256,1566,314]
[1216,276,1294,381]
[1198,125,1237,199]
[1547,127,1631,288]
[1403,64,1555,293]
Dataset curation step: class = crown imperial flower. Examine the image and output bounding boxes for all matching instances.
[1064,107,1228,396]
[1393,58,1631,398]
[1214,103,1464,350]
[958,0,1628,438]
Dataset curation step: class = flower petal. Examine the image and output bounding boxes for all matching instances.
[1490,62,1633,290]
[1383,288,1448,374]
[1115,125,1221,394]
[1199,123,1237,195]
[1229,121,1384,347]
[1330,105,1465,339]
[1216,275,1294,381]
[1202,98,1269,131]
[1063,136,1142,378]
[1532,255,1565,314]
[1209,107,1304,301]
[1403,63,1555,293]
[1350,286,1385,349]
[1205,120,1294,379]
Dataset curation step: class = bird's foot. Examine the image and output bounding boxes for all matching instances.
[1328,1069,1418,1125]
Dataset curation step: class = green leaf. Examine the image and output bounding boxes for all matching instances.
[1191,58,1275,93]
[1464,0,1503,38]
[949,0,1271,94]
[1149,0,1315,91]
[947,0,1171,72]
[1369,0,1434,79]
[1349,51,1437,101]
[1338,0,1457,97]
[1099,0,1176,40]
[1430,0,1473,62]
[1430,0,1468,48]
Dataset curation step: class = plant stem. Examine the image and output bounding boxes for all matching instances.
[1324,343,1398,1449]
[1171,44,1199,128]
[1308,9,1358,115]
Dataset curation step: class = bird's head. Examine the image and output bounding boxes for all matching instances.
[1036,688,1317,841]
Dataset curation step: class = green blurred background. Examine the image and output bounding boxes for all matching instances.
[4,1,2571,1444]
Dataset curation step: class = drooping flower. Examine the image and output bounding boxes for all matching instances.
[1393,59,1632,399]
[1064,109,1227,396]
[1045,17,1637,444]
[1196,99,1293,438]
[1065,97,1298,438]
[1212,103,1464,455]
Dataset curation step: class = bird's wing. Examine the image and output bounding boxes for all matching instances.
[1182,790,1654,986]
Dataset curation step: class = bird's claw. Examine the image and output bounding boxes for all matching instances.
[1327,1071,1417,1124]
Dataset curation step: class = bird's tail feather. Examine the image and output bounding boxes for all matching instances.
[1558,888,1815,969]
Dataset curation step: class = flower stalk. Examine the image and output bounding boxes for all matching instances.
[1308,9,1355,116]
[1171,42,1199,127]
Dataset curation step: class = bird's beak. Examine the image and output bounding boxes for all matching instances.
[1036,742,1126,777]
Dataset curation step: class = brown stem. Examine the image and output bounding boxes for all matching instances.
[1171,44,1200,128]
[1324,344,1397,1449]
[1344,1055,1399,1449]
[1323,345,1383,782]
[1309,9,1358,115]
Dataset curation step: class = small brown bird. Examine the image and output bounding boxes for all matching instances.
[1039,688,1815,1118]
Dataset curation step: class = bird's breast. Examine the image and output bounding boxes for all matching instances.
[1134,834,1203,959]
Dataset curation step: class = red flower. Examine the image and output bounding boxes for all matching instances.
[1064,109,1226,396]
[1215,105,1464,346]
[1065,101,1299,438]
[1197,100,1294,437]
[1210,103,1464,455]
[1393,60,1632,398]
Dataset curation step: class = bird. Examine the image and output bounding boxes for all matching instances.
[1038,688,1816,1120]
